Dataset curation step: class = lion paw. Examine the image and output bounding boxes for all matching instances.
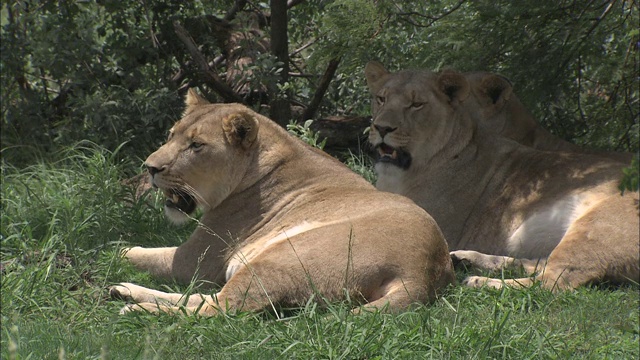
[451,250,490,270]
[119,246,142,258]
[462,276,504,289]
[109,283,134,301]
[118,303,137,315]
[450,250,475,268]
[118,303,161,315]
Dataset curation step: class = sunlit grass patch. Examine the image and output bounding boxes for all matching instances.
[1,143,638,359]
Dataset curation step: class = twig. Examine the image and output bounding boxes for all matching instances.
[225,0,248,22]
[394,0,466,28]
[290,38,317,57]
[173,21,245,104]
[302,57,341,121]
[287,0,305,9]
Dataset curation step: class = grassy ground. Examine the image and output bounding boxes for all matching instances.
[1,144,638,359]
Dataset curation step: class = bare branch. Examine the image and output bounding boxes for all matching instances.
[394,1,466,28]
[302,57,341,121]
[287,0,305,9]
[289,73,318,78]
[225,0,248,22]
[290,38,317,57]
[173,21,245,104]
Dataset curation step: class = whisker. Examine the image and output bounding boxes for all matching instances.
[181,183,210,209]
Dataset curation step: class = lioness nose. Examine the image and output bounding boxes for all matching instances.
[374,125,397,138]
[145,164,166,176]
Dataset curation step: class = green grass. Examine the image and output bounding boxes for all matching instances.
[1,144,638,359]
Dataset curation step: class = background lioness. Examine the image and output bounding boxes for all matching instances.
[463,71,633,163]
[365,62,639,291]
[110,90,454,315]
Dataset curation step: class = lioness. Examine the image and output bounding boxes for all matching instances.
[364,62,639,291]
[464,71,633,163]
[109,90,454,315]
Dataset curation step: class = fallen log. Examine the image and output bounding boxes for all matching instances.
[309,115,371,155]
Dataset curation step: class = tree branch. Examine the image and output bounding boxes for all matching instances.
[290,38,317,57]
[173,21,245,103]
[302,57,341,121]
[225,0,248,22]
[394,0,466,28]
[287,0,305,9]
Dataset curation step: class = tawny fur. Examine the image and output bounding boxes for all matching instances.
[110,90,454,315]
[463,71,633,163]
[365,62,639,291]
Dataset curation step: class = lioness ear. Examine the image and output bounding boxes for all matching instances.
[438,71,470,104]
[364,61,390,94]
[479,74,513,106]
[184,88,210,116]
[222,112,259,150]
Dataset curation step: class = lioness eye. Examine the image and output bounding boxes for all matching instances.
[189,142,204,150]
[376,96,385,105]
[411,102,425,109]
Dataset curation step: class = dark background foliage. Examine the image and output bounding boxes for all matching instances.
[1,0,638,168]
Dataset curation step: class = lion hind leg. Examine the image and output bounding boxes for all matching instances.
[460,196,639,291]
[353,278,428,314]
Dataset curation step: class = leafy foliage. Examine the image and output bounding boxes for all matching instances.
[1,1,207,164]
[619,154,639,194]
[313,1,639,151]
[287,119,327,150]
[2,1,637,168]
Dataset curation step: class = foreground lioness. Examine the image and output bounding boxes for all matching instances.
[109,90,454,315]
[464,71,633,163]
[365,62,639,291]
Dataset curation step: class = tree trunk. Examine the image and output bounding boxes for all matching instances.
[269,0,291,127]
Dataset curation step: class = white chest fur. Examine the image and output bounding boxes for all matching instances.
[507,193,589,258]
[374,163,406,193]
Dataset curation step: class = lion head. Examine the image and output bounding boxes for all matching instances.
[144,90,259,224]
[364,61,471,180]
[463,72,540,146]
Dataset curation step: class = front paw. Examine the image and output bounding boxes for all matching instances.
[119,302,185,315]
[461,275,485,287]
[450,250,476,268]
[118,302,160,315]
[462,276,504,289]
[109,283,135,301]
[119,303,138,315]
[119,246,141,258]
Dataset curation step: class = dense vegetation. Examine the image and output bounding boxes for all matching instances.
[2,1,638,165]
[1,1,638,358]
